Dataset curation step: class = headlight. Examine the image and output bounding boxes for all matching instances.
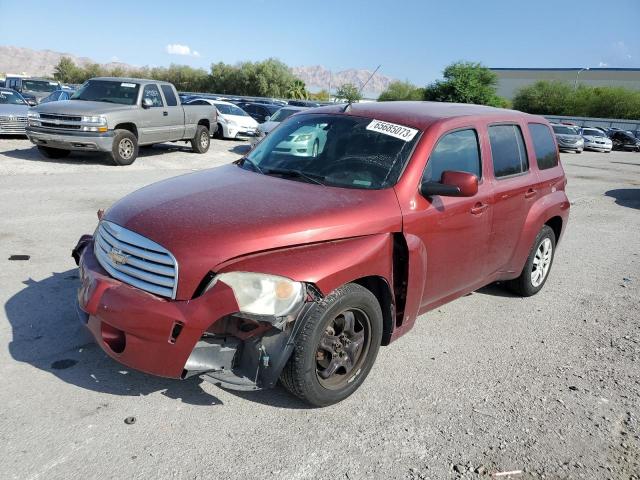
[81,115,107,124]
[209,272,304,316]
[293,134,312,142]
[27,111,40,119]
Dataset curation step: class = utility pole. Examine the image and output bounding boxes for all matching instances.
[574,67,590,89]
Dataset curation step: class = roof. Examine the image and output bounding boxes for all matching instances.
[91,77,172,85]
[309,101,535,130]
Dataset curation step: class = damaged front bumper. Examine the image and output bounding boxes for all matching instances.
[73,236,312,391]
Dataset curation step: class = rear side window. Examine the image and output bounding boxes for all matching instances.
[488,125,529,178]
[528,123,558,170]
[423,129,481,182]
[160,85,178,106]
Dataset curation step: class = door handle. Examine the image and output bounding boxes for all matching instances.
[524,188,537,199]
[470,203,488,215]
[163,111,168,116]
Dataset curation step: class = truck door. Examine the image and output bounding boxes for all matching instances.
[160,84,185,141]
[139,84,167,144]
[403,128,493,308]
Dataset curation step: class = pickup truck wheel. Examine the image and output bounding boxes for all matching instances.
[191,125,210,153]
[37,146,70,159]
[110,130,138,166]
[508,225,556,297]
[280,283,382,407]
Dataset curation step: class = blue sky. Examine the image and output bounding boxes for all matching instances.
[1,0,638,84]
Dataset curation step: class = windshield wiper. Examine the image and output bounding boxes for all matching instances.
[238,157,264,174]
[263,167,326,186]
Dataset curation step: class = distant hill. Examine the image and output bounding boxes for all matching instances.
[0,45,395,97]
[0,46,135,78]
[291,65,396,98]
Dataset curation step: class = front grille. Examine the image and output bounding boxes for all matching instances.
[94,220,178,298]
[0,115,27,133]
[40,113,82,122]
[41,122,81,129]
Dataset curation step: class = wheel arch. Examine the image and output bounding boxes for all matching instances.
[113,122,138,138]
[197,118,210,131]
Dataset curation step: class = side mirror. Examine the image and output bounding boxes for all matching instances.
[420,170,478,198]
[264,115,271,122]
[142,98,153,108]
[27,99,37,106]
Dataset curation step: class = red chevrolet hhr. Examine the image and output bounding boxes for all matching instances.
[74,101,569,406]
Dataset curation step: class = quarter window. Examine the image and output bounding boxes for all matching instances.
[423,129,481,183]
[488,125,529,178]
[142,84,164,107]
[528,123,558,170]
[160,85,178,106]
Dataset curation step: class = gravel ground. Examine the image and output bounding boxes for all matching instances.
[0,137,638,480]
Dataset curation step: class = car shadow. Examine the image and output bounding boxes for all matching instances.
[475,283,519,298]
[228,144,251,155]
[5,269,223,406]
[605,188,640,209]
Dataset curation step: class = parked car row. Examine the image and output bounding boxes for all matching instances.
[550,123,640,153]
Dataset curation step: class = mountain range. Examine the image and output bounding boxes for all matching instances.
[0,46,395,97]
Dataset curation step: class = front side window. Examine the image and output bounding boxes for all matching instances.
[423,129,481,183]
[489,124,529,178]
[270,108,300,122]
[243,114,420,190]
[160,85,177,106]
[143,84,164,107]
[71,80,140,105]
[528,123,558,170]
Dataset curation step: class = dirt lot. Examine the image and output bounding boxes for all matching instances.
[0,137,638,480]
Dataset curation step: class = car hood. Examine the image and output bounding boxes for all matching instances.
[556,134,582,141]
[259,121,279,134]
[224,114,258,128]
[0,104,29,116]
[33,100,136,115]
[104,164,402,299]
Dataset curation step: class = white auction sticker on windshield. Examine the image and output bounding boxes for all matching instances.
[121,82,136,88]
[366,119,418,142]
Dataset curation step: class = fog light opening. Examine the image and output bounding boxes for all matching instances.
[101,322,126,354]
[169,321,184,344]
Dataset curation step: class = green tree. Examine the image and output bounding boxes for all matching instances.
[53,57,83,83]
[378,80,424,101]
[288,79,308,99]
[309,89,331,101]
[512,81,574,115]
[335,83,362,103]
[423,61,505,107]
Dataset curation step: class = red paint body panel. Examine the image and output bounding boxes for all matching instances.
[81,101,569,379]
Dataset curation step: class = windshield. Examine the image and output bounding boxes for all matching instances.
[552,125,578,135]
[71,80,140,105]
[215,103,248,116]
[22,80,59,93]
[270,108,302,122]
[0,90,26,105]
[582,129,603,136]
[242,114,420,190]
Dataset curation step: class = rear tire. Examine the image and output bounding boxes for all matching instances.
[110,129,138,166]
[280,283,382,407]
[37,146,70,159]
[508,225,556,297]
[191,125,210,153]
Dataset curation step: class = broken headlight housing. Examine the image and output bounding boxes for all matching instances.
[208,272,305,317]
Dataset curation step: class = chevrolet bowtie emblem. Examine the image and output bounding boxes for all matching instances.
[108,248,128,265]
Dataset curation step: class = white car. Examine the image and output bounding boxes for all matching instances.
[186,98,258,139]
[581,127,613,152]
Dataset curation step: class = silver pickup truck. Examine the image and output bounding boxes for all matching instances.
[26,77,217,165]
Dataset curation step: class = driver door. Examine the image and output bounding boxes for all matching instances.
[402,128,493,308]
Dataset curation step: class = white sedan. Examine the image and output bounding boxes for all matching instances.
[186,98,258,139]
[581,127,613,153]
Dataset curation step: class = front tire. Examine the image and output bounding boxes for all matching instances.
[191,125,210,153]
[110,129,138,166]
[37,146,70,159]
[508,225,556,296]
[280,283,383,407]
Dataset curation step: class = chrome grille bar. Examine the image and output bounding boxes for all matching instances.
[93,220,178,299]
